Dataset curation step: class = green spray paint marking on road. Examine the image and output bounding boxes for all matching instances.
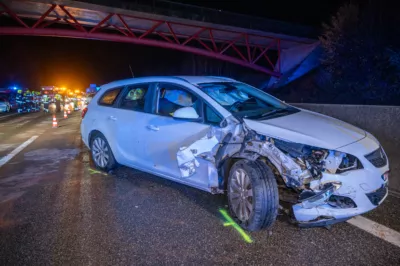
[219,209,253,243]
[89,168,108,176]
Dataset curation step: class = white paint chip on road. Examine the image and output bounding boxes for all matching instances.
[347,216,400,248]
[0,136,39,168]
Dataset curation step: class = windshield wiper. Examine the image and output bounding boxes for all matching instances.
[260,108,290,118]
[228,97,254,111]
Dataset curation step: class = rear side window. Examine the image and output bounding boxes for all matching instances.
[99,88,121,106]
[119,85,149,111]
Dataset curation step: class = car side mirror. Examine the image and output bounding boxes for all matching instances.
[173,106,200,121]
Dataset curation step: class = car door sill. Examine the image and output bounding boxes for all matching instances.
[124,163,212,194]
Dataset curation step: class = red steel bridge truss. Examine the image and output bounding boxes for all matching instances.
[0,1,310,77]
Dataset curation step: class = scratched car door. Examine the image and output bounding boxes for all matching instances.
[144,83,220,191]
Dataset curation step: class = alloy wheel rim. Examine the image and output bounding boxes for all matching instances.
[229,168,254,222]
[92,137,109,168]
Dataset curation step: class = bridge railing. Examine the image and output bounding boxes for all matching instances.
[78,0,318,38]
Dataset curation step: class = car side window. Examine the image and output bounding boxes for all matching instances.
[157,84,202,118]
[98,88,121,106]
[204,104,222,126]
[119,84,149,111]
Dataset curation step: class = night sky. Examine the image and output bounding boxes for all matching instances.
[0,0,350,90]
[171,0,345,25]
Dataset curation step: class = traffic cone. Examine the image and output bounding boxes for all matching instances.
[64,110,68,119]
[52,115,58,128]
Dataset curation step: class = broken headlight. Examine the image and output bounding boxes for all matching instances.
[324,150,363,174]
[271,138,362,175]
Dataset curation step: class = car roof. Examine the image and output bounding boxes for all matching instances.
[100,76,237,90]
[173,76,236,85]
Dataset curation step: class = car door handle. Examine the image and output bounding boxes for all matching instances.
[147,125,159,131]
[108,116,117,121]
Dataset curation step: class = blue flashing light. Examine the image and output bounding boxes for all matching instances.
[13,86,17,90]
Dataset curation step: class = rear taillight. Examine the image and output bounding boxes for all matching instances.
[82,107,88,118]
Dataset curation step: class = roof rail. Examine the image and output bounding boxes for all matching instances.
[206,76,236,81]
[171,76,192,83]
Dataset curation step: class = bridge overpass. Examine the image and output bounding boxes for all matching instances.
[0,0,320,88]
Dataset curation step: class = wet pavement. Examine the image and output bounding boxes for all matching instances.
[0,112,399,265]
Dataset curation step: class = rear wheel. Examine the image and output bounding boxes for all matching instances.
[227,159,279,231]
[90,133,117,171]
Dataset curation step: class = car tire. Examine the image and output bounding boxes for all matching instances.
[227,159,279,231]
[90,132,117,171]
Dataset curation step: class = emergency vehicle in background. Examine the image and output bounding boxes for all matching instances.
[0,87,42,113]
[65,95,81,111]
[22,90,41,112]
[1,85,90,114]
[16,89,43,113]
[41,86,64,113]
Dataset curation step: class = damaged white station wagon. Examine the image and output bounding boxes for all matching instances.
[81,76,389,231]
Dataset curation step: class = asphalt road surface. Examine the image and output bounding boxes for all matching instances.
[0,111,399,265]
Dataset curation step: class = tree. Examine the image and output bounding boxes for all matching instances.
[319,1,400,104]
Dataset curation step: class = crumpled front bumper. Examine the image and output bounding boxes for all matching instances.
[293,186,389,228]
[292,133,389,227]
[292,139,390,227]
[293,186,388,228]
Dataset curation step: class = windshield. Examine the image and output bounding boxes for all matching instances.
[197,82,299,119]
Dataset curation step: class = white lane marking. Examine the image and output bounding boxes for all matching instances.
[0,136,38,168]
[347,216,400,248]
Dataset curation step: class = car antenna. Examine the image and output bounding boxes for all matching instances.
[129,64,134,77]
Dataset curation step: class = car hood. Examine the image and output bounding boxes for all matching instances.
[243,109,366,149]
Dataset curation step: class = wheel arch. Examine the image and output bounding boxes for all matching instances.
[88,129,103,146]
[219,157,240,190]
[88,129,118,170]
[220,153,282,191]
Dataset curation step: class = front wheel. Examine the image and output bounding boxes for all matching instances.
[90,133,117,171]
[227,159,279,231]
